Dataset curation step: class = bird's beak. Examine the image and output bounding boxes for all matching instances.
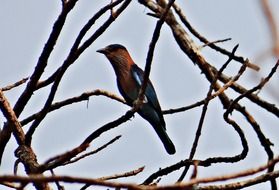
[96,47,108,54]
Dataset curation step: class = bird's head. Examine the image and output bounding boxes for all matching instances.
[97,44,134,69]
[97,44,126,55]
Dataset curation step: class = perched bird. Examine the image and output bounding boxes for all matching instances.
[97,44,176,155]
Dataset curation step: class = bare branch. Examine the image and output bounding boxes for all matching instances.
[163,58,248,115]
[20,90,126,126]
[226,60,278,115]
[97,166,145,181]
[224,60,279,188]
[216,68,279,118]
[138,0,175,103]
[13,0,79,117]
[0,156,278,189]
[163,156,279,189]
[178,45,248,182]
[41,144,89,171]
[81,166,144,190]
[0,90,25,145]
[172,2,260,71]
[63,135,121,166]
[81,108,136,145]
[201,38,231,48]
[0,175,141,189]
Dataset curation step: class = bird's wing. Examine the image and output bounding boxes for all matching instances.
[131,65,158,105]
[131,65,165,123]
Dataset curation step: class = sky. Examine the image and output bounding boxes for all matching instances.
[0,0,279,189]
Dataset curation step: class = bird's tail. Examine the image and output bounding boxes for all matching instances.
[153,124,176,155]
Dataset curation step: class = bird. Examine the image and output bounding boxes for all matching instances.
[97,44,176,155]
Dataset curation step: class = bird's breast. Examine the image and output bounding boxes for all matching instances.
[117,74,139,102]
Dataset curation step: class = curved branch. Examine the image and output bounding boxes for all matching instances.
[172,2,260,71]
[20,90,126,126]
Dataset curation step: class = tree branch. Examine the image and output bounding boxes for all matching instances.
[20,89,125,126]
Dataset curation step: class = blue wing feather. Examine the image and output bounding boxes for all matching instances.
[131,64,166,128]
[131,65,159,107]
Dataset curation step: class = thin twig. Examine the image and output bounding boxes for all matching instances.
[20,90,125,126]
[1,78,29,91]
[163,59,247,115]
[201,38,231,48]
[0,181,19,189]
[63,135,121,166]
[227,61,278,114]
[215,67,279,118]
[172,2,260,71]
[80,166,144,190]
[77,0,131,56]
[41,144,89,171]
[163,100,205,115]
[138,0,175,104]
[241,108,276,189]
[160,156,279,189]
[199,171,279,190]
[50,170,64,190]
[0,175,140,189]
[81,108,136,145]
[98,166,145,181]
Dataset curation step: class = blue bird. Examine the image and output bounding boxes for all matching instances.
[97,44,175,154]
